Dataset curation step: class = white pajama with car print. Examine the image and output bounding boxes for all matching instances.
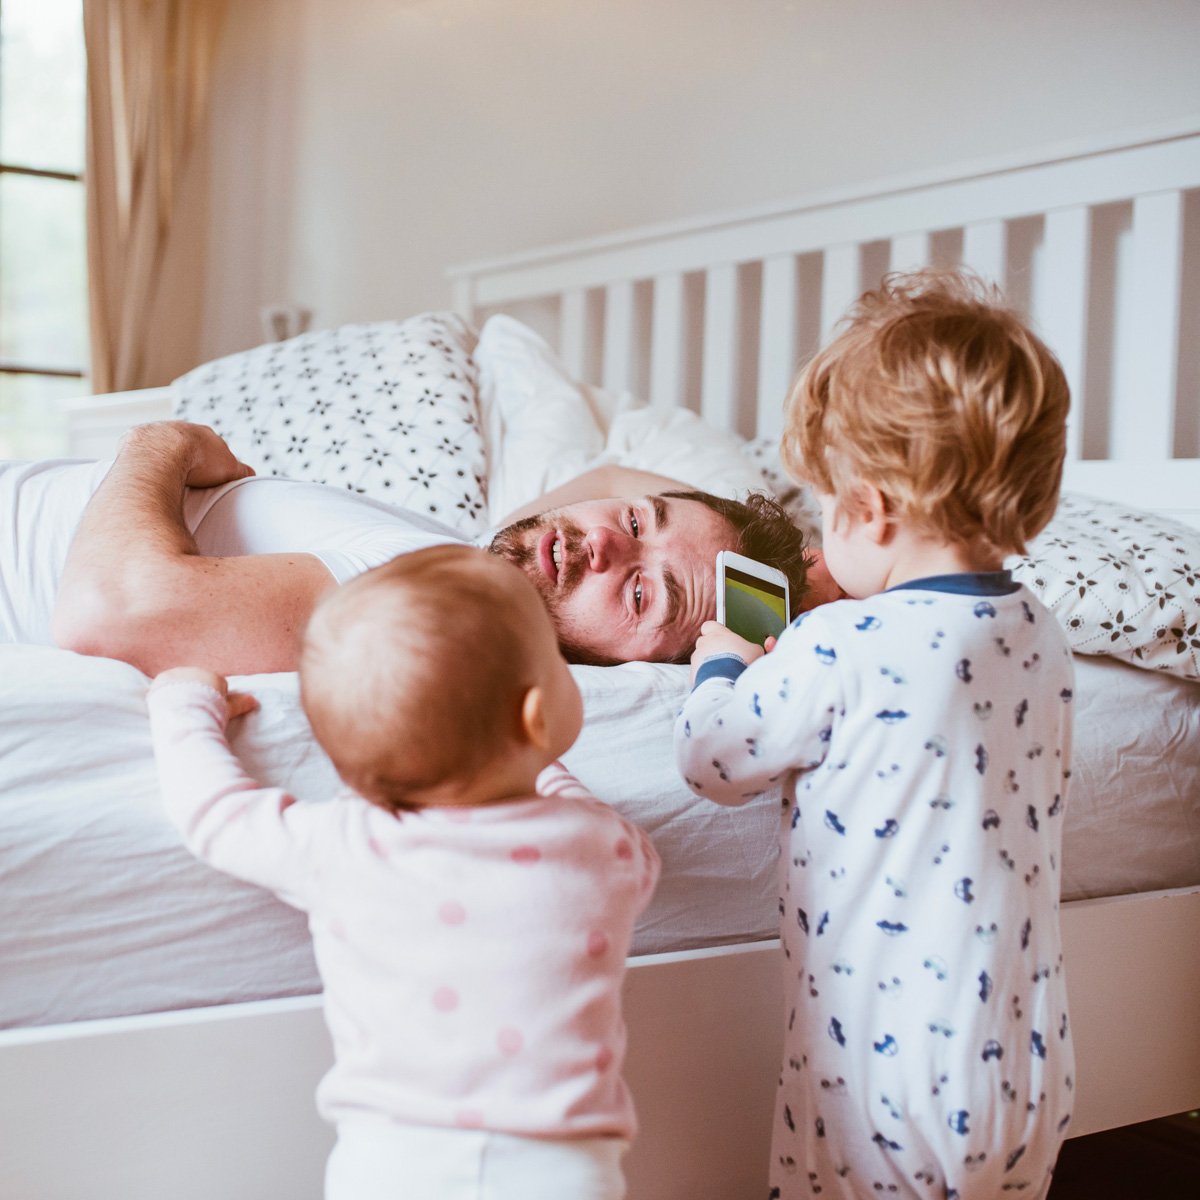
[676,574,1075,1200]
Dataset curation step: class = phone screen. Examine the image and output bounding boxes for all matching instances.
[724,565,788,644]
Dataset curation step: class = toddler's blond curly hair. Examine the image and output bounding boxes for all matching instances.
[782,270,1069,556]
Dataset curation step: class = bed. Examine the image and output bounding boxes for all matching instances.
[3,123,1198,1199]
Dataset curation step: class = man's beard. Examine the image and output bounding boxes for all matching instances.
[487,513,619,665]
[487,512,588,596]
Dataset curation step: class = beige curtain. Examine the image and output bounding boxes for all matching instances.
[84,0,228,394]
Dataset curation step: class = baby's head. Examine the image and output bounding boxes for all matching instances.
[300,544,583,812]
[782,269,1069,559]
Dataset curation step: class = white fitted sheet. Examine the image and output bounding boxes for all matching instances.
[0,646,1196,1028]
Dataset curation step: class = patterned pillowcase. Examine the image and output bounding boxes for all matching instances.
[742,435,822,543]
[741,437,1199,681]
[1007,494,1200,681]
[171,313,489,534]
[739,434,825,542]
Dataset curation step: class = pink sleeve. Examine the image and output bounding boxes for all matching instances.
[535,760,594,801]
[147,681,317,908]
[538,761,662,904]
[629,819,661,904]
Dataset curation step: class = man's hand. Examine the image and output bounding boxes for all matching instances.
[119,421,255,489]
[689,620,766,682]
[54,419,329,676]
[150,666,259,724]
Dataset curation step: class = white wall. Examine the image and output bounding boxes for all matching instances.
[197,0,1200,365]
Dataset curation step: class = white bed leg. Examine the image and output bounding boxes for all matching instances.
[622,941,783,1198]
[1061,886,1200,1137]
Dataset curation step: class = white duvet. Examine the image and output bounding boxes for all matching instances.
[3,641,1198,1028]
[2,315,1198,1028]
[0,645,782,1027]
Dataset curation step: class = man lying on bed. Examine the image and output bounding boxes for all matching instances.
[1,420,820,676]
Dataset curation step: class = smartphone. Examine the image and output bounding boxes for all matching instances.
[716,550,790,646]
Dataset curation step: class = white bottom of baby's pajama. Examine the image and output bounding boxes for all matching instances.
[769,1109,1060,1200]
[326,1120,628,1200]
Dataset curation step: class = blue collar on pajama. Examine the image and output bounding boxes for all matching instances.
[692,572,1022,689]
[886,570,1020,596]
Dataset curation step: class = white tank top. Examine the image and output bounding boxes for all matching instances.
[0,460,464,645]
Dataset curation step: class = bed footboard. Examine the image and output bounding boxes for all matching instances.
[3,887,1197,1200]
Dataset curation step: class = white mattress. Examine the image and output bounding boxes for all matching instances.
[0,646,1196,1029]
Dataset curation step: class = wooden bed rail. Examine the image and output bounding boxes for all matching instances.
[4,887,1197,1199]
[449,121,1200,460]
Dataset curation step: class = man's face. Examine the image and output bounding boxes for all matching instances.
[488,495,734,664]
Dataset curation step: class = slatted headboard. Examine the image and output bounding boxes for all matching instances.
[448,121,1199,524]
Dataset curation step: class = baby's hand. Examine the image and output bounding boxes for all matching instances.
[690,621,766,682]
[149,667,258,723]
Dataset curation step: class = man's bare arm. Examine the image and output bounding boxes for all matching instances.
[498,465,691,525]
[52,422,335,677]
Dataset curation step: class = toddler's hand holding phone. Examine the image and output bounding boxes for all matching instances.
[690,620,766,683]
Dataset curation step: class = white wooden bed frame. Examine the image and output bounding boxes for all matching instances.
[5,120,1198,1199]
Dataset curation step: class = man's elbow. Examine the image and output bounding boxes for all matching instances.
[51,582,153,671]
[51,583,103,652]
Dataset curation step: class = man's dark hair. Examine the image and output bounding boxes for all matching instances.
[661,487,813,645]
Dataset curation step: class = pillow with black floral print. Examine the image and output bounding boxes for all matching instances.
[743,438,1198,681]
[1006,493,1200,681]
[742,436,823,545]
[170,313,488,535]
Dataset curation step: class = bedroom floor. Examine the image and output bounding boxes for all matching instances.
[1047,1111,1200,1198]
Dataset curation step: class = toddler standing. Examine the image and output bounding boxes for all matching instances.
[675,271,1074,1199]
[148,544,658,1200]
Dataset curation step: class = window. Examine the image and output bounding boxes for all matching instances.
[0,0,87,458]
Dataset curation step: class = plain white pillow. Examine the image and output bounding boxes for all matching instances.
[474,314,769,524]
[593,404,769,499]
[474,315,608,524]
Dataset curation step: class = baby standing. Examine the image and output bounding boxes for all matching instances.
[148,545,659,1200]
[675,271,1075,1199]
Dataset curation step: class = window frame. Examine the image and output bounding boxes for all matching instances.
[0,0,89,404]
